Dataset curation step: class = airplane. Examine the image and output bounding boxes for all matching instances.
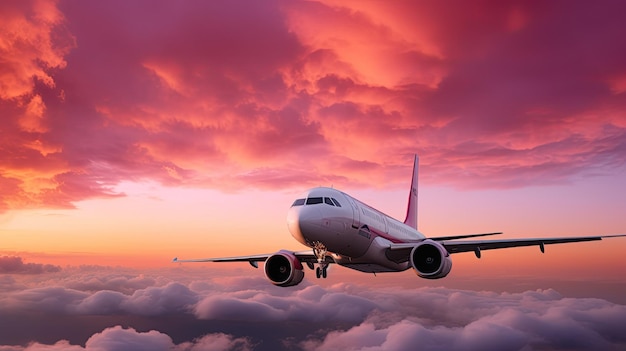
[173,155,624,287]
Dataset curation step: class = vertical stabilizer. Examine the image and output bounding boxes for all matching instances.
[403,155,419,229]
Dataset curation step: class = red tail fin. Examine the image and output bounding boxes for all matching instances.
[403,155,419,230]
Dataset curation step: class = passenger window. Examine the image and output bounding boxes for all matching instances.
[306,197,323,205]
[292,198,305,206]
[324,197,335,206]
[331,198,342,207]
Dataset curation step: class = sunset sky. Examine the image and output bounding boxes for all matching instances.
[1,0,626,350]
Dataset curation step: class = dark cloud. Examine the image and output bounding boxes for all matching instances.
[0,256,61,274]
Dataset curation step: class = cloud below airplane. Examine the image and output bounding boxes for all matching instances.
[1,260,625,350]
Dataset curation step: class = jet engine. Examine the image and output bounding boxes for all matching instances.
[410,240,452,279]
[264,251,305,287]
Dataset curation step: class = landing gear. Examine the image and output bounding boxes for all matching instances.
[313,241,329,279]
[315,266,328,279]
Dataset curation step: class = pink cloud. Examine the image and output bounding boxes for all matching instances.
[85,327,173,351]
[173,333,253,351]
[1,0,625,211]
[5,326,253,351]
[0,0,74,100]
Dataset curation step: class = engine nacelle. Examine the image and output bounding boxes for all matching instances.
[410,240,452,279]
[264,251,305,287]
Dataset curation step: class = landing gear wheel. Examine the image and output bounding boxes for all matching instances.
[315,266,328,279]
[313,241,330,279]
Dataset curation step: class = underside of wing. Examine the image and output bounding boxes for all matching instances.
[172,250,329,266]
[442,236,602,258]
[443,236,600,256]
[172,250,333,286]
[172,253,272,263]
[443,234,625,255]
[388,234,626,260]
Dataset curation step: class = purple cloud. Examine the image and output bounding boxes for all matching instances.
[1,265,625,350]
[85,326,174,351]
[0,256,61,274]
[4,326,252,351]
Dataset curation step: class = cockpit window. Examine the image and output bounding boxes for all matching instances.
[305,197,323,205]
[301,196,339,206]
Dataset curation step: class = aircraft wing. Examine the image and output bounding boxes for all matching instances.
[428,232,503,241]
[172,250,330,268]
[390,234,626,258]
[173,253,274,263]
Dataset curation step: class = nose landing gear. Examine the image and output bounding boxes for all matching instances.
[313,241,329,279]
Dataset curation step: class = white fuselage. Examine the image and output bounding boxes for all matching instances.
[175,155,623,286]
[287,187,426,273]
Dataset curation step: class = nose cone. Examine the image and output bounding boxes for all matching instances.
[287,207,304,244]
[287,206,321,246]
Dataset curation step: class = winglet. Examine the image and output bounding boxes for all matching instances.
[403,155,419,230]
[172,257,178,262]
